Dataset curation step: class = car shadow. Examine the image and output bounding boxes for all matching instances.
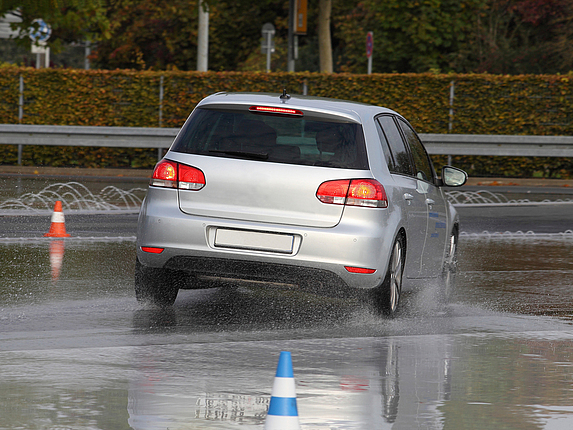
[132,284,372,334]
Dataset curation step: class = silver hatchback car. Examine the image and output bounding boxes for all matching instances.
[135,91,467,315]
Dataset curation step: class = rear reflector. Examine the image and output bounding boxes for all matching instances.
[317,179,388,208]
[150,160,205,191]
[249,105,304,116]
[141,247,164,254]
[345,266,376,274]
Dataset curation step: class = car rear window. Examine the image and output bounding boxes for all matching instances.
[170,106,369,169]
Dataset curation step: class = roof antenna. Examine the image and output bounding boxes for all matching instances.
[279,88,291,103]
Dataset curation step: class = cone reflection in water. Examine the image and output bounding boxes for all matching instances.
[264,351,300,430]
[49,239,65,282]
[44,200,71,238]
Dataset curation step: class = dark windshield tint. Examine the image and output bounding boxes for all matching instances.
[171,107,369,169]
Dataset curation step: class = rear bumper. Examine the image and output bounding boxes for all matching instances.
[163,255,357,298]
[136,187,400,291]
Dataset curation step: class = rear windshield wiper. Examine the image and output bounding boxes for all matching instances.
[209,149,269,160]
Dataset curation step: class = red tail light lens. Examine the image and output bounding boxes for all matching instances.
[150,160,205,191]
[345,266,377,274]
[179,164,206,190]
[249,106,304,116]
[347,179,387,208]
[316,180,350,205]
[151,160,178,188]
[316,179,387,208]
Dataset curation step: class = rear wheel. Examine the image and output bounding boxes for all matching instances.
[440,228,458,302]
[373,236,405,316]
[135,258,181,307]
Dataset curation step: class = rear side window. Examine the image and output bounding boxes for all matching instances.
[170,107,369,169]
[397,118,434,183]
[376,116,414,176]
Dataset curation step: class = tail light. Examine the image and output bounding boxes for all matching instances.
[317,179,387,208]
[345,266,376,274]
[249,106,304,116]
[151,160,205,190]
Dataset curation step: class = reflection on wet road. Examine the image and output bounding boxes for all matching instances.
[1,236,572,429]
[1,180,573,429]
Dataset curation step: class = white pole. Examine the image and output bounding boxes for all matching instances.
[288,0,295,72]
[18,75,24,123]
[85,41,91,70]
[197,0,209,71]
[266,32,271,72]
[449,80,455,132]
[367,32,373,75]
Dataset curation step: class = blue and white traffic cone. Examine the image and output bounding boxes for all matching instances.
[264,351,301,430]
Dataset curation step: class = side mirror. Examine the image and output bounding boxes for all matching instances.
[441,166,467,187]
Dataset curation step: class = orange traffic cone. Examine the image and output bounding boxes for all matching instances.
[44,201,71,238]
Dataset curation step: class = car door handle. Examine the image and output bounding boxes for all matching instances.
[404,193,414,205]
[425,198,435,207]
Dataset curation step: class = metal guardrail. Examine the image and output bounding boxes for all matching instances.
[1,124,573,159]
[0,124,179,148]
[421,133,573,157]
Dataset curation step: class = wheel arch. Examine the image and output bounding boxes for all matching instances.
[383,227,407,286]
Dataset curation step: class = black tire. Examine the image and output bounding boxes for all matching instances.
[134,258,181,307]
[373,235,405,316]
[440,228,458,303]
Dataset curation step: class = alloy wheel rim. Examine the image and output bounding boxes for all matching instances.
[389,241,403,312]
[444,234,457,296]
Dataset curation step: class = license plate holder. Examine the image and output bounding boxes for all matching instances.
[214,229,294,254]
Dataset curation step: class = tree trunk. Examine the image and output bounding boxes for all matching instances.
[318,0,333,73]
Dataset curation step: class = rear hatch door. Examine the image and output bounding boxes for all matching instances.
[168,101,370,228]
[172,154,366,228]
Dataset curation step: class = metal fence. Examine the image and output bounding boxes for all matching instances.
[2,124,573,165]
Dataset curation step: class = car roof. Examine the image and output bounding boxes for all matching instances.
[196,92,400,124]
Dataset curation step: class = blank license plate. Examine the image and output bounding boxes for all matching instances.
[214,229,294,254]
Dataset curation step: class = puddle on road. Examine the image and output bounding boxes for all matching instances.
[1,219,573,428]
[0,240,136,307]
[457,237,573,320]
[1,329,573,429]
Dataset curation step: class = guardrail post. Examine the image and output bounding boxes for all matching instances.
[159,75,164,127]
[18,75,24,165]
[158,75,165,162]
[448,80,454,133]
[447,80,455,166]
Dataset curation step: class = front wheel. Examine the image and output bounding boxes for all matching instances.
[134,258,182,307]
[372,236,405,316]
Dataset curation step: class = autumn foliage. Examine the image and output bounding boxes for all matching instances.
[1,66,572,177]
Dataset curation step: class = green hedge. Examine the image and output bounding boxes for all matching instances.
[1,67,572,176]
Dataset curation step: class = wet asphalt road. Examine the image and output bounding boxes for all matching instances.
[0,198,572,238]
[1,193,573,429]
